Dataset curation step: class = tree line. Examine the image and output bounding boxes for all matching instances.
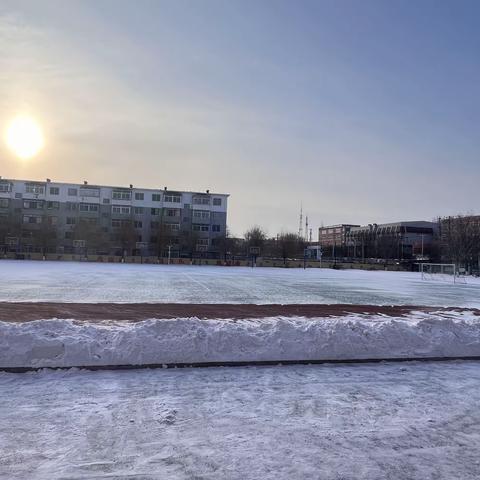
[216,226,308,265]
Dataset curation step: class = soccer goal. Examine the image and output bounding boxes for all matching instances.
[419,263,461,283]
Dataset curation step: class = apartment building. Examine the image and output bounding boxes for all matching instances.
[0,177,229,257]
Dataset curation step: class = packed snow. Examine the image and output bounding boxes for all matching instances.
[1,260,480,306]
[1,311,480,368]
[1,361,480,479]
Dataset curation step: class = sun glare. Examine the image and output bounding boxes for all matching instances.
[5,115,45,159]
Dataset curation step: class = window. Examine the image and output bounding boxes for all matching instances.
[25,184,45,195]
[193,210,210,220]
[212,225,221,232]
[166,209,180,217]
[193,224,209,232]
[134,207,144,214]
[184,203,190,209]
[150,221,159,229]
[213,198,222,206]
[0,198,9,208]
[103,198,110,204]
[166,223,180,231]
[151,208,161,216]
[0,183,11,193]
[49,187,60,195]
[15,193,22,199]
[80,217,97,225]
[135,192,144,201]
[23,200,44,209]
[197,238,209,245]
[111,219,131,228]
[193,197,210,205]
[150,236,158,243]
[164,194,181,203]
[66,202,78,211]
[47,201,59,210]
[68,188,78,196]
[23,215,42,224]
[80,187,100,197]
[65,231,73,240]
[134,220,143,228]
[47,216,58,225]
[152,193,161,202]
[112,190,131,201]
[79,203,99,212]
[66,217,76,225]
[112,206,131,214]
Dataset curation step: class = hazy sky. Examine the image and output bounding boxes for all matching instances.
[0,0,479,236]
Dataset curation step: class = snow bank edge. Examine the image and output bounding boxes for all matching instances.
[2,312,480,368]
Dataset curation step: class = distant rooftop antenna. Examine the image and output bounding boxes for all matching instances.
[298,204,304,238]
[305,215,309,242]
[309,228,312,242]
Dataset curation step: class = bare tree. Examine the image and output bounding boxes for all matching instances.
[117,221,137,257]
[244,226,266,255]
[73,219,109,255]
[441,215,480,271]
[276,232,306,266]
[34,216,57,256]
[181,229,200,261]
[155,221,176,258]
[214,228,235,261]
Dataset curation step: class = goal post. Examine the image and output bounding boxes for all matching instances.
[419,263,458,283]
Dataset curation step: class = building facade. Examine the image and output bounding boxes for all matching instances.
[318,224,360,249]
[0,177,229,257]
[345,221,438,260]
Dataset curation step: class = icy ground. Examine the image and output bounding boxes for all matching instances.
[1,362,479,480]
[1,260,480,306]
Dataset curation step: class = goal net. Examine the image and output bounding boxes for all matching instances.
[420,263,461,283]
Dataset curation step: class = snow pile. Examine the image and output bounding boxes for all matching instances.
[1,311,480,368]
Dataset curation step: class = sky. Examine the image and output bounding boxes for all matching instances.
[0,0,479,237]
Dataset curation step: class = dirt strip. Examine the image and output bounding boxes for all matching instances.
[0,302,478,322]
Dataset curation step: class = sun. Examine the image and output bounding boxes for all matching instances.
[5,115,45,159]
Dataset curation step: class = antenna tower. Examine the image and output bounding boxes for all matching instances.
[298,204,303,238]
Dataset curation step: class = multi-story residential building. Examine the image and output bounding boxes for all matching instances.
[0,177,229,257]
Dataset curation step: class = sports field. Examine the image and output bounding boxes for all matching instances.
[0,260,479,306]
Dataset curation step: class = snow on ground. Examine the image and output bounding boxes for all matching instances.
[1,260,480,306]
[1,361,480,480]
[1,311,480,368]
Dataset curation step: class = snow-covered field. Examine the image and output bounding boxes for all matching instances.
[2,261,480,478]
[1,260,480,306]
[1,362,480,480]
[2,311,480,369]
